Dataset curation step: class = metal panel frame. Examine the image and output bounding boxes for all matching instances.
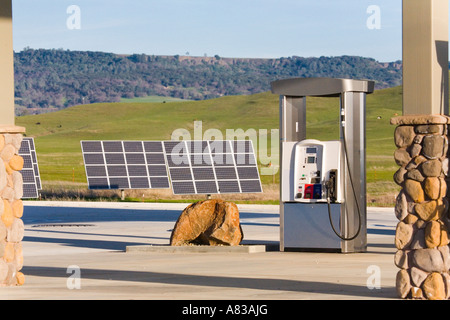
[164,140,263,195]
[81,140,170,190]
[19,137,41,199]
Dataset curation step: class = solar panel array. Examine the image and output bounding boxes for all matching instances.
[81,140,263,195]
[18,137,41,199]
[164,140,262,195]
[81,141,170,190]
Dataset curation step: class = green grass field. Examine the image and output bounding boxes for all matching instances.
[16,87,402,205]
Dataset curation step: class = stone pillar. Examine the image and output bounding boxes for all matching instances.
[391,115,450,300]
[0,127,26,286]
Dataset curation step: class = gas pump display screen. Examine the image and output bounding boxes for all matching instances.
[307,156,316,164]
[306,147,316,154]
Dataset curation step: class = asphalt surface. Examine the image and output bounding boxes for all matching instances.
[0,201,398,300]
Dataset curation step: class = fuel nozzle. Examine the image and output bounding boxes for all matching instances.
[324,170,338,203]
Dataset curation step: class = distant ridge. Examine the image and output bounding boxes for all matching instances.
[14,48,402,115]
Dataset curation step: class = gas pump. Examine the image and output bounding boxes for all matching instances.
[293,140,342,204]
[271,78,374,253]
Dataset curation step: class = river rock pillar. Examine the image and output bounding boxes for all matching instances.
[0,0,26,286]
[391,115,450,300]
[393,0,450,299]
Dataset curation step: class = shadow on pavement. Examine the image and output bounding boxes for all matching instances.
[22,265,397,299]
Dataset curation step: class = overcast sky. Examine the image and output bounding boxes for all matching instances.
[12,0,403,62]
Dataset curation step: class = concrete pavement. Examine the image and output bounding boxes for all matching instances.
[0,201,398,300]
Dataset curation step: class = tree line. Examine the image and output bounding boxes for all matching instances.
[13,48,403,115]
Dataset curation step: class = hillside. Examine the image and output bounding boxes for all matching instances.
[16,86,403,205]
[14,48,402,115]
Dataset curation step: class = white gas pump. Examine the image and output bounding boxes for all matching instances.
[293,140,342,203]
[272,78,374,253]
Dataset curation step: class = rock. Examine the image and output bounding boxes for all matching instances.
[1,200,13,228]
[0,240,4,258]
[422,135,445,159]
[7,218,24,243]
[410,267,428,287]
[394,250,410,269]
[414,134,425,144]
[424,221,441,248]
[420,160,442,177]
[0,144,15,162]
[415,219,427,229]
[395,126,416,148]
[3,242,14,263]
[9,134,22,152]
[390,114,449,126]
[0,259,7,282]
[393,167,407,185]
[410,286,424,299]
[11,200,23,219]
[12,172,23,200]
[0,221,6,240]
[394,148,412,166]
[440,225,449,246]
[170,199,243,246]
[15,272,24,286]
[423,177,440,200]
[404,214,418,224]
[410,228,426,250]
[3,161,12,175]
[14,243,23,271]
[443,273,450,299]
[406,169,425,182]
[404,179,425,203]
[442,158,449,176]
[0,161,7,193]
[8,155,23,171]
[409,143,422,158]
[438,246,450,270]
[412,248,445,273]
[395,191,409,221]
[395,222,414,250]
[422,272,446,300]
[415,200,445,221]
[440,177,447,199]
[415,124,444,134]
[396,269,411,299]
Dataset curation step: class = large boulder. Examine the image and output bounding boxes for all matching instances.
[170,199,243,246]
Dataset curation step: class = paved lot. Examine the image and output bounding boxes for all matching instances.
[0,201,398,300]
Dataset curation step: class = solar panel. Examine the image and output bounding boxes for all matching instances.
[18,137,41,199]
[81,140,263,195]
[163,140,263,195]
[81,141,170,190]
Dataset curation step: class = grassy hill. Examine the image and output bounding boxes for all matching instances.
[16,87,402,205]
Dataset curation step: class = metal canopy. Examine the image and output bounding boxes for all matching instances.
[271,77,375,97]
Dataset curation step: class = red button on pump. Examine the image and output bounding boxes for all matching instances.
[304,184,314,199]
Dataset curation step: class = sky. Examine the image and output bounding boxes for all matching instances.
[12,0,403,62]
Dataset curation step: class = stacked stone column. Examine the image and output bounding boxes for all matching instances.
[0,130,25,286]
[392,115,450,300]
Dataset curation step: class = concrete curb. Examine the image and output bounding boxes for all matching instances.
[126,244,267,254]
